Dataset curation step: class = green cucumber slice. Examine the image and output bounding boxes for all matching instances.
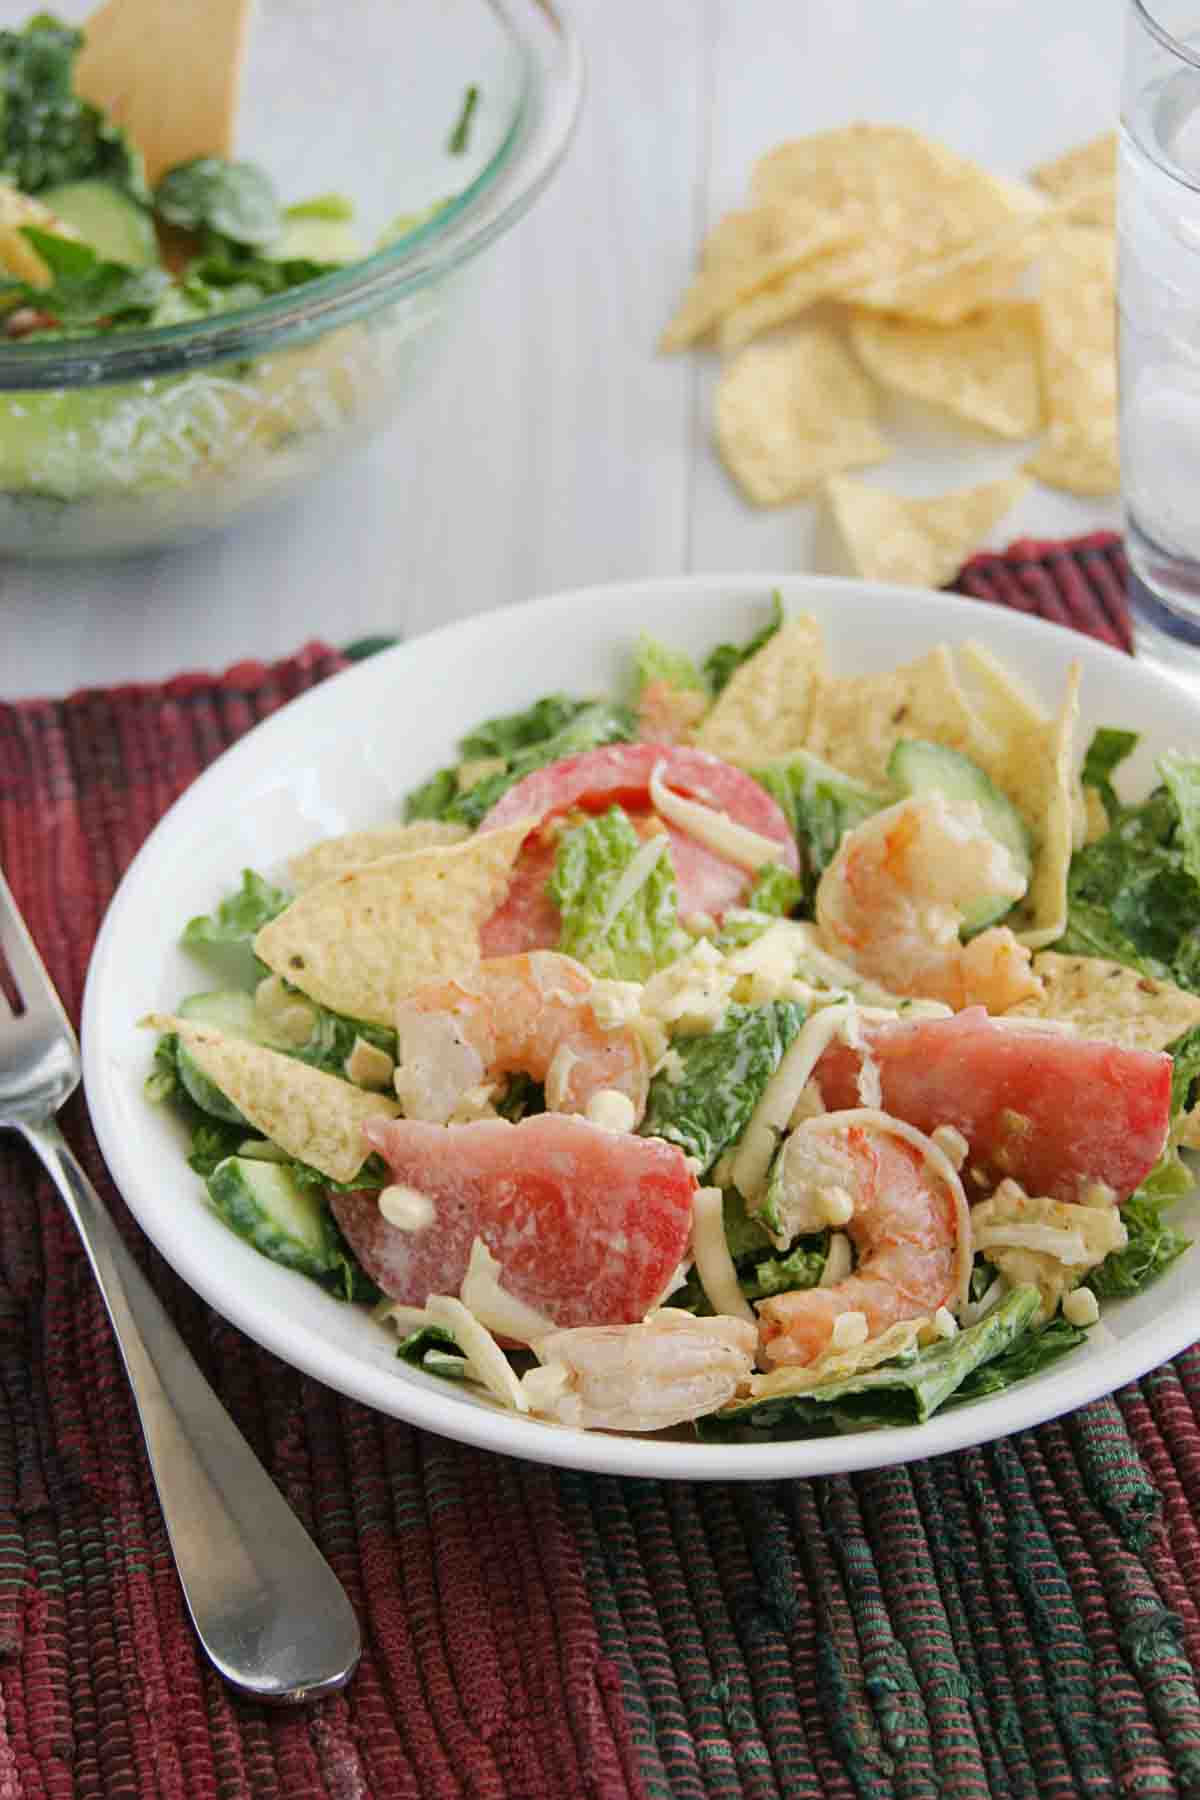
[206,1156,334,1280]
[887,739,1033,936]
[40,180,158,269]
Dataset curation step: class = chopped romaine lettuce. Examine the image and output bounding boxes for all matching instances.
[702,593,784,698]
[633,635,708,699]
[698,1287,1042,1439]
[752,750,886,910]
[182,869,291,951]
[1061,753,1200,991]
[1169,1022,1200,1122]
[1,228,169,325]
[396,1325,469,1379]
[549,805,680,980]
[742,1239,827,1300]
[1090,1191,1190,1299]
[745,863,804,917]
[186,1115,247,1178]
[0,15,146,196]
[942,1310,1087,1405]
[1080,726,1139,821]
[640,1000,805,1173]
[405,698,637,830]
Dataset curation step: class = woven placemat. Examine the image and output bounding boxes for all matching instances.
[3,532,1200,1800]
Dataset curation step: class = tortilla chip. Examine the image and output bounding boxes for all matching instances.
[804,645,978,788]
[254,820,531,1026]
[752,124,1037,277]
[694,615,826,764]
[147,1016,397,1183]
[1025,227,1118,496]
[660,199,863,352]
[1031,132,1116,206]
[848,302,1042,438]
[823,472,1029,591]
[289,821,470,890]
[848,211,1048,325]
[1004,952,1200,1052]
[715,324,888,506]
[968,662,1080,945]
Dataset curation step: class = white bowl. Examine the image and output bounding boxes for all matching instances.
[81,573,1200,1479]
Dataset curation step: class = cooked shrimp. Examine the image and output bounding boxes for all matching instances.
[393,950,649,1125]
[758,1110,970,1368]
[523,1309,757,1431]
[815,792,1042,1011]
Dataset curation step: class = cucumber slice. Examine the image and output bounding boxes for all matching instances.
[207,1157,334,1280]
[268,213,360,264]
[887,739,1033,936]
[175,1044,250,1126]
[40,180,158,269]
[178,989,262,1039]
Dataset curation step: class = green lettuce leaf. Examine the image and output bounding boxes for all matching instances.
[745,863,805,917]
[1159,752,1200,885]
[702,593,784,697]
[753,750,886,910]
[405,698,637,829]
[942,1312,1087,1405]
[1080,726,1139,820]
[396,1325,469,1380]
[1090,1191,1191,1299]
[640,1000,805,1174]
[698,1286,1042,1439]
[549,805,680,980]
[633,635,707,698]
[182,869,291,950]
[742,1239,827,1300]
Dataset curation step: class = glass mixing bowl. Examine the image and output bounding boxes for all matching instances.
[0,0,582,557]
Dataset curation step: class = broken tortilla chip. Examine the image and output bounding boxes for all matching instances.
[147,1016,398,1183]
[1025,227,1118,496]
[694,614,826,764]
[289,821,470,890]
[848,302,1042,438]
[254,820,531,1026]
[804,645,978,789]
[715,324,888,506]
[824,472,1029,591]
[1004,952,1200,1053]
[659,199,863,352]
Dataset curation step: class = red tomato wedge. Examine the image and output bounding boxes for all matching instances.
[332,1113,696,1327]
[814,1007,1172,1203]
[479,743,799,956]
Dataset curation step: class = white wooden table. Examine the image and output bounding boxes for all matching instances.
[3,0,1124,701]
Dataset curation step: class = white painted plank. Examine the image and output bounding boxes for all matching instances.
[688,0,1124,578]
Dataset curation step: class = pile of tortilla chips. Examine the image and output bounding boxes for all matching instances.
[661,123,1118,587]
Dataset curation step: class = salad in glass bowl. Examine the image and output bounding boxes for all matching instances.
[137,596,1200,1445]
[0,0,581,555]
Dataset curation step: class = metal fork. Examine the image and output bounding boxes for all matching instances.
[0,868,361,1704]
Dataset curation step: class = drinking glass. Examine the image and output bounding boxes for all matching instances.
[1120,0,1200,665]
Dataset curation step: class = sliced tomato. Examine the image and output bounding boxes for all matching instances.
[479,743,799,954]
[814,1007,1172,1203]
[333,1112,695,1327]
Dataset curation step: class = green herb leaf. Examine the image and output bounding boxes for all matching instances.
[144,1032,179,1103]
[1,227,169,324]
[447,84,480,154]
[549,805,680,980]
[702,592,783,697]
[641,1000,805,1174]
[155,156,282,245]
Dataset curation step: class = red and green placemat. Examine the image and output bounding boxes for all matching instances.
[3,531,1200,1800]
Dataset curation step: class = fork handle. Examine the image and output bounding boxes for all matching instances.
[20,1117,362,1704]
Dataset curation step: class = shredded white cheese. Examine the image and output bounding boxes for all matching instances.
[597,833,669,937]
[545,1043,580,1109]
[820,1232,853,1287]
[649,762,784,872]
[375,1300,431,1332]
[378,1185,436,1232]
[459,1238,555,1345]
[729,1003,854,1204]
[691,1186,755,1323]
[424,1294,529,1411]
